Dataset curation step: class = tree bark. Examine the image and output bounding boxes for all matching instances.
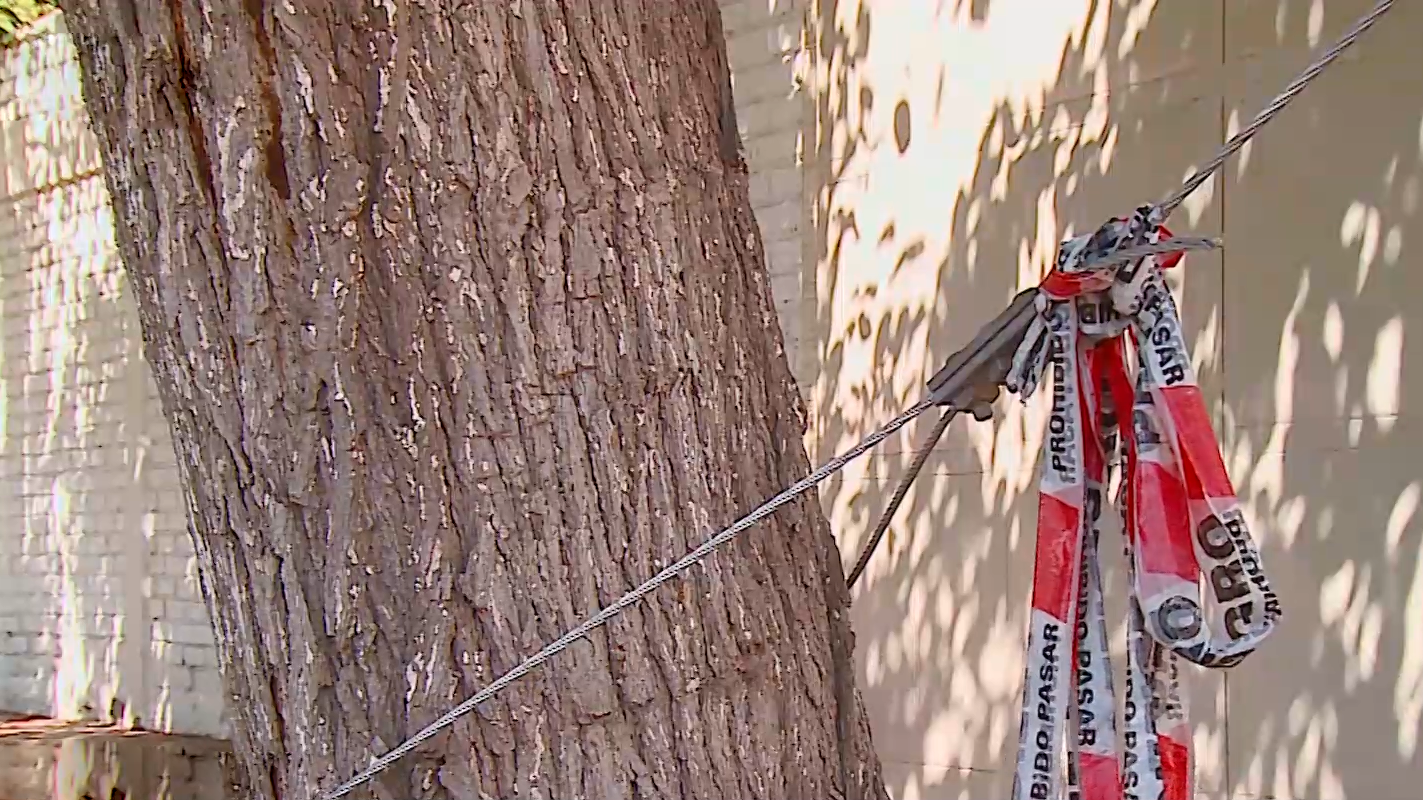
[57,2,887,799]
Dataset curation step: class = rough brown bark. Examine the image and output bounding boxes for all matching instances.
[57,2,887,799]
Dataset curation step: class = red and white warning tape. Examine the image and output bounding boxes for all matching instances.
[1006,208,1281,800]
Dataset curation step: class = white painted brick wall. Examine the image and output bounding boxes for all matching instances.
[720,0,811,394]
[0,14,227,739]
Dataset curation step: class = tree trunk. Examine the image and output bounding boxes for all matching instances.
[57,2,887,799]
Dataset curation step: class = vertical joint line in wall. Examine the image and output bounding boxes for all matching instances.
[1217,0,1230,793]
[1219,0,1228,406]
[1217,3,1228,433]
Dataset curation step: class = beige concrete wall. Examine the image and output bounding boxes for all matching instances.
[0,14,226,739]
[787,0,1423,798]
[1218,2,1422,797]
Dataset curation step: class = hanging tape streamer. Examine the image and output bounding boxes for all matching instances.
[1007,209,1280,800]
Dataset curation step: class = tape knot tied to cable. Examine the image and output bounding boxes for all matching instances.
[1004,209,1282,800]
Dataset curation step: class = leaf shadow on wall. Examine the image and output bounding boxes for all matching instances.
[805,0,1423,798]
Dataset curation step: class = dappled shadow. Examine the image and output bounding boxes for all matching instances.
[803,0,1423,798]
[1214,2,1423,797]
[0,14,224,740]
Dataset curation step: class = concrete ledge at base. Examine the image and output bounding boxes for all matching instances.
[0,714,234,800]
